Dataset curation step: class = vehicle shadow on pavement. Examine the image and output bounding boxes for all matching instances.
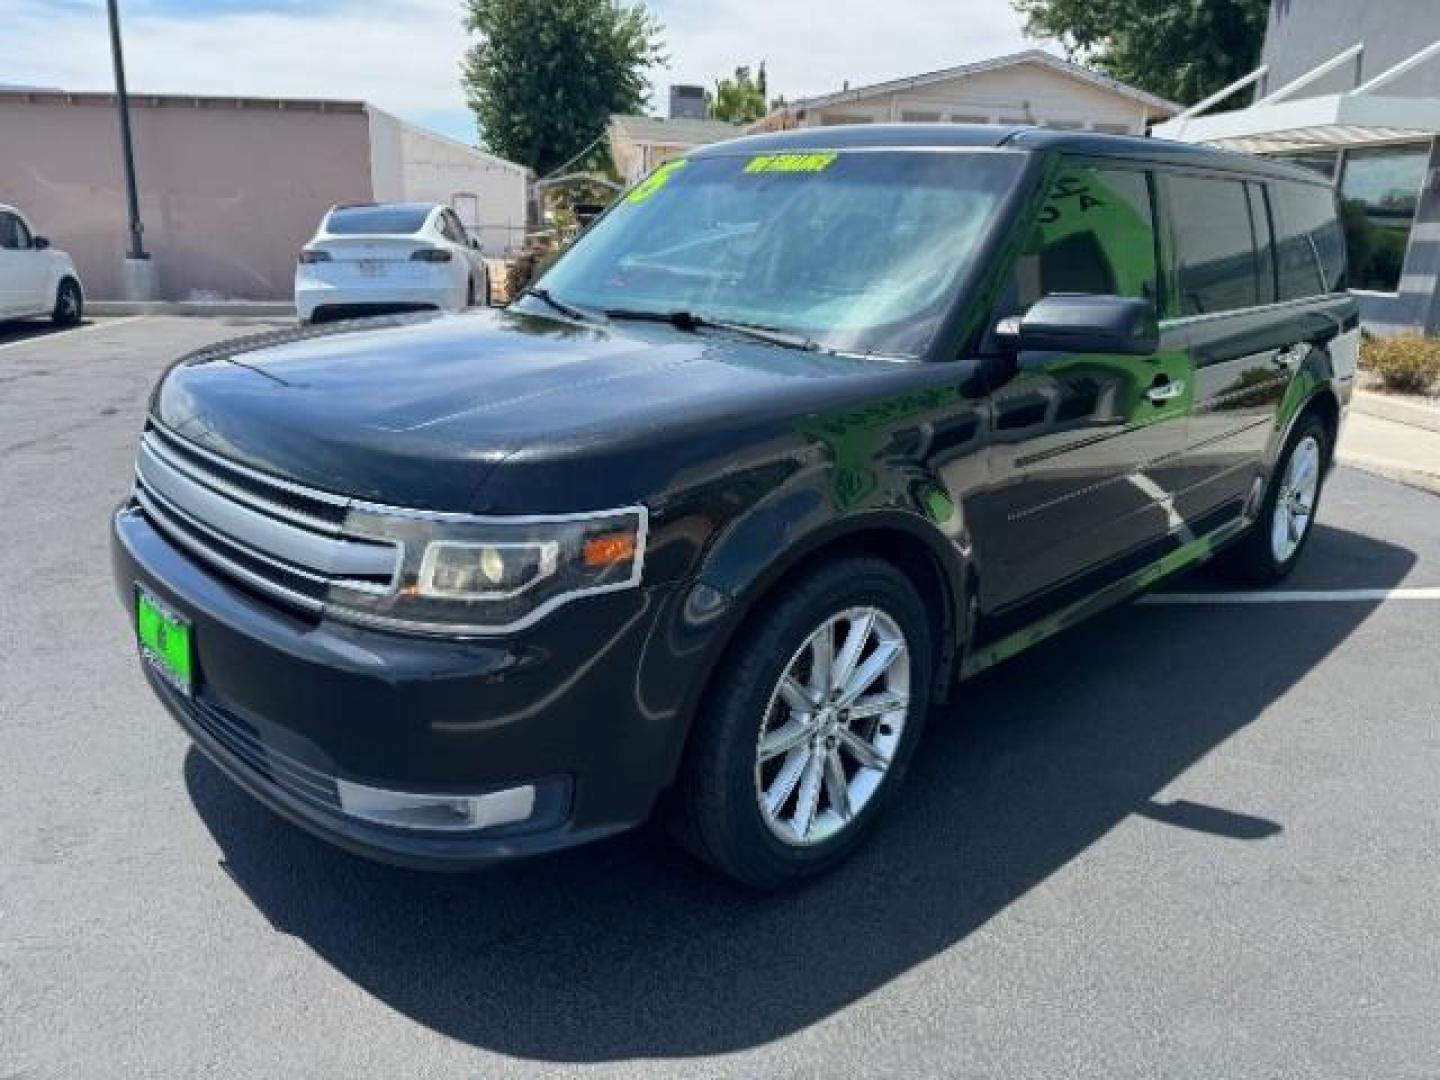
[186,522,1414,1062]
[0,320,79,348]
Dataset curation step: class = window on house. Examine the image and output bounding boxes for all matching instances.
[900,110,942,122]
[949,114,989,124]
[1339,142,1430,292]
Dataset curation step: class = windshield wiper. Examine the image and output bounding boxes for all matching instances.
[603,308,820,353]
[519,286,596,323]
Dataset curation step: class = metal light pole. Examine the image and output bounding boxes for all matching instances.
[106,0,157,298]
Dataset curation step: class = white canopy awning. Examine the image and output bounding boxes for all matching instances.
[1153,39,1440,153]
[1153,92,1440,153]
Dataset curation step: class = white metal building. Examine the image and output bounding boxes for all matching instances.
[1153,6,1440,334]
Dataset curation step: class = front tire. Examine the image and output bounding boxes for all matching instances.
[1214,413,1329,586]
[52,278,82,326]
[671,557,933,889]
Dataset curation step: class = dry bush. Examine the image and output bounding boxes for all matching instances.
[1360,333,1440,395]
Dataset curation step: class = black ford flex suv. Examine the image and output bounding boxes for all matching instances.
[115,127,1357,888]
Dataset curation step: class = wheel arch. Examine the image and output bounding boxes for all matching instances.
[676,511,967,744]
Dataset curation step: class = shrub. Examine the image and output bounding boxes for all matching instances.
[1360,333,1440,395]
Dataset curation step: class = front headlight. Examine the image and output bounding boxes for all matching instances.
[325,504,647,635]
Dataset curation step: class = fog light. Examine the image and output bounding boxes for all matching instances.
[335,780,536,832]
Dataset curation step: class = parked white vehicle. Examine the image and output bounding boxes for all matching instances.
[294,202,490,324]
[0,204,84,325]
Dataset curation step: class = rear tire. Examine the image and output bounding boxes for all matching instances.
[670,557,932,890]
[1213,413,1329,586]
[52,278,82,326]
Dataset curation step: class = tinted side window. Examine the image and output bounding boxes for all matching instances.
[1247,183,1276,305]
[1162,173,1261,315]
[1012,163,1158,309]
[0,212,24,250]
[1273,181,1346,299]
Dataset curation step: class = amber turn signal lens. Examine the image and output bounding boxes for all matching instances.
[583,532,636,568]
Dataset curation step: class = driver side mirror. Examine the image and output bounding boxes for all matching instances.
[32,235,50,251]
[995,294,1158,356]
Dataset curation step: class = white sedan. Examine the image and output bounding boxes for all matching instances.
[0,204,84,325]
[294,202,490,324]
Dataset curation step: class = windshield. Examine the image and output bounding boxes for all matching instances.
[327,205,431,235]
[534,150,1024,357]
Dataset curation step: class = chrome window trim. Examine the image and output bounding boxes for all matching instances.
[1159,290,1350,330]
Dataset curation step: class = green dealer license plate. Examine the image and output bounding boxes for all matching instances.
[136,586,193,695]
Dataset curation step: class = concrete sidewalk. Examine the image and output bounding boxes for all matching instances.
[1341,391,1440,494]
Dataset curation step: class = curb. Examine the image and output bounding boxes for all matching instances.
[88,300,295,319]
[1351,390,1440,434]
[1338,451,1440,496]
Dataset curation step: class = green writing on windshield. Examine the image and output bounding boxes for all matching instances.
[744,152,838,175]
[625,159,687,204]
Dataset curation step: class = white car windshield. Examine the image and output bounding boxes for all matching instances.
[534,150,1025,357]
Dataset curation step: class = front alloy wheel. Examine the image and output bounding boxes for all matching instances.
[671,557,932,889]
[756,607,910,846]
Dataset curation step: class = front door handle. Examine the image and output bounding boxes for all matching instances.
[1146,379,1186,404]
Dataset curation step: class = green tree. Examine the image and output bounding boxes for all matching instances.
[1011,0,1270,105]
[463,0,665,175]
[708,62,775,124]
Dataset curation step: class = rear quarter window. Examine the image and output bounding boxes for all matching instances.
[1272,181,1346,299]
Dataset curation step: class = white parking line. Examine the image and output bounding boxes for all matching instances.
[0,316,145,354]
[1142,587,1440,605]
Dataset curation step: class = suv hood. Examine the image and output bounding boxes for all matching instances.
[153,308,894,511]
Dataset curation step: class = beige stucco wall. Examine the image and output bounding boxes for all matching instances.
[802,62,1165,134]
[0,97,373,300]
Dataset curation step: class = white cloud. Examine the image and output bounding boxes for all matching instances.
[0,0,1042,142]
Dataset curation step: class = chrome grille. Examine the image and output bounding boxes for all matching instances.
[135,425,400,613]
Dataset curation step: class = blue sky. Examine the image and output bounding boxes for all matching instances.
[1,0,1039,145]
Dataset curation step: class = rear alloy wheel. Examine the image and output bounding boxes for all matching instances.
[52,279,82,326]
[671,557,932,889]
[1213,413,1329,586]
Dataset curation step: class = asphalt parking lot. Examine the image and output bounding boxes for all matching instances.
[3,316,1439,1079]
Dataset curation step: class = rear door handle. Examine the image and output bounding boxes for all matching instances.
[1146,380,1186,404]
[1275,345,1306,369]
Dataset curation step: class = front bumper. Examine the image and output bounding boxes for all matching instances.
[113,505,689,869]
